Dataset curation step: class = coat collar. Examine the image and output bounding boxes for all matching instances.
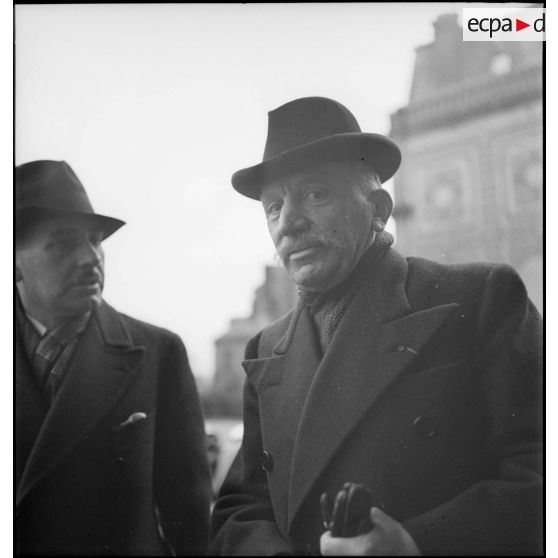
[273,247,412,356]
[258,248,459,532]
[16,301,145,506]
[95,300,135,347]
[15,318,49,490]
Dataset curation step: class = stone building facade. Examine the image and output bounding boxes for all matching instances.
[390,13,543,311]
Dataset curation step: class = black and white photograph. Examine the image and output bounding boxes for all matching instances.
[13,2,546,555]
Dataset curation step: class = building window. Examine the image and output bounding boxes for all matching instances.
[513,149,542,206]
[424,172,464,221]
[490,53,512,76]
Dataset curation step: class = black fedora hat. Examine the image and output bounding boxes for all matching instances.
[232,96,401,200]
[16,160,125,240]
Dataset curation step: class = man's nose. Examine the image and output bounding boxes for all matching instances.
[277,199,311,236]
[77,241,103,267]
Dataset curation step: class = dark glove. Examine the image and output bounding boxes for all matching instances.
[320,482,376,537]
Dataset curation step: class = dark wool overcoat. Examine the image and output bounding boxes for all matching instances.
[210,248,543,556]
[16,300,212,556]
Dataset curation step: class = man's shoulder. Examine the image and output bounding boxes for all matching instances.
[119,312,178,339]
[406,255,518,283]
[406,256,495,284]
[404,255,524,307]
[96,300,182,347]
[247,308,295,359]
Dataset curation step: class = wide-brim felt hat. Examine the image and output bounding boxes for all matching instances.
[16,160,125,239]
[232,96,401,200]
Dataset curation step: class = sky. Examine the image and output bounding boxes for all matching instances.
[14,2,535,383]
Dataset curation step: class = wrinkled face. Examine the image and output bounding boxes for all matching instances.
[261,162,376,292]
[16,216,106,327]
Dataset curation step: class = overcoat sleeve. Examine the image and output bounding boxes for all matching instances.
[154,333,212,556]
[210,333,294,556]
[402,264,543,555]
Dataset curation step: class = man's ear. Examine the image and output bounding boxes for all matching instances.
[369,189,393,229]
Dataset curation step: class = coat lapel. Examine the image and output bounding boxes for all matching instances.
[243,300,323,454]
[242,300,323,533]
[15,330,49,489]
[16,301,145,506]
[287,250,459,530]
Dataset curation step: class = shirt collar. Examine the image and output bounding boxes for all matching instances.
[48,312,92,344]
[23,308,91,343]
[25,313,48,337]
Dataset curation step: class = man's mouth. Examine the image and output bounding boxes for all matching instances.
[73,281,100,289]
[72,273,102,290]
[287,244,324,260]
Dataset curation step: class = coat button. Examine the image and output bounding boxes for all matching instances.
[261,450,273,472]
[413,415,436,438]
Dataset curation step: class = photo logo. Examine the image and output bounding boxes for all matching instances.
[463,8,545,41]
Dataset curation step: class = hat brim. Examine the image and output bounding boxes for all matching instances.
[16,207,125,240]
[232,132,401,200]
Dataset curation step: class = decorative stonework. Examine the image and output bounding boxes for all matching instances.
[424,172,464,221]
[391,65,542,137]
[511,149,543,208]
[390,13,542,311]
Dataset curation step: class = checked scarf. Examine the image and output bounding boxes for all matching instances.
[16,296,91,402]
[32,313,90,401]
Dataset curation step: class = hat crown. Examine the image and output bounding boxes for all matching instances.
[16,160,94,214]
[232,96,401,200]
[15,160,125,240]
[263,97,362,161]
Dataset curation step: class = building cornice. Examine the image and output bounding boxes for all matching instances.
[390,64,542,138]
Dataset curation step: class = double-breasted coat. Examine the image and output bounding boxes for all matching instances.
[16,300,212,556]
[210,248,543,556]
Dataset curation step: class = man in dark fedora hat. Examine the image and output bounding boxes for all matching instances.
[210,97,542,555]
[15,160,212,556]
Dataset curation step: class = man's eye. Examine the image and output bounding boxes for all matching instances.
[89,234,103,247]
[306,189,328,202]
[51,237,79,250]
[266,202,282,216]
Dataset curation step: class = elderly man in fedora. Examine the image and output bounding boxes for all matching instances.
[15,160,212,556]
[210,97,542,556]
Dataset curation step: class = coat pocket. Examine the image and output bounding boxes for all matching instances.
[393,360,467,398]
[113,412,155,444]
[112,412,155,489]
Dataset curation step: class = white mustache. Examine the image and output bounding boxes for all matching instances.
[278,232,343,259]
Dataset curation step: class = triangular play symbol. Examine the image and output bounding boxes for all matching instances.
[516,18,530,31]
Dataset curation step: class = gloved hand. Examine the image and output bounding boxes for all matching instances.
[320,482,376,538]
